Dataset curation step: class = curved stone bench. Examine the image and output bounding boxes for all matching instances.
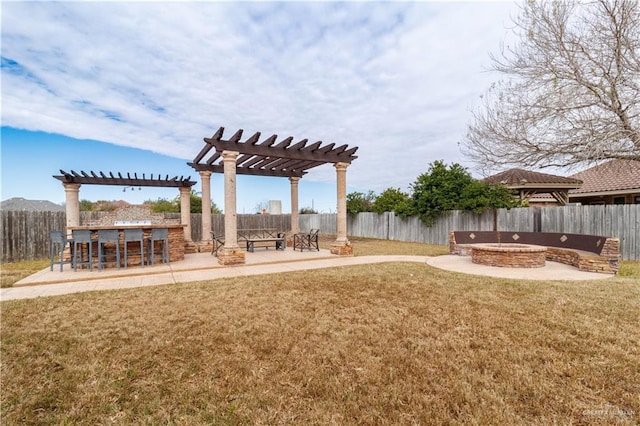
[449,231,620,274]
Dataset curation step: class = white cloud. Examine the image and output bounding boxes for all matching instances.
[2,1,519,193]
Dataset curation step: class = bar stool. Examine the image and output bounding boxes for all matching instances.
[148,228,169,266]
[123,228,145,268]
[50,230,73,271]
[97,229,121,270]
[72,229,94,271]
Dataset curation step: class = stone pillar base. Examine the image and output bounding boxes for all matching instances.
[193,241,213,253]
[330,241,353,256]
[184,241,199,254]
[218,248,246,265]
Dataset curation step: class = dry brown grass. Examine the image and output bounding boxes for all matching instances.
[2,255,639,424]
[319,235,450,257]
[1,259,50,288]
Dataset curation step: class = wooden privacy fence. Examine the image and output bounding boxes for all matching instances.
[298,205,639,261]
[1,206,638,262]
[0,212,292,263]
[1,211,68,263]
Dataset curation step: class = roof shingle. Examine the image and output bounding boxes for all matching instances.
[482,168,582,187]
[569,159,640,194]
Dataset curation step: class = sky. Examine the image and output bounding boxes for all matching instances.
[1,1,521,213]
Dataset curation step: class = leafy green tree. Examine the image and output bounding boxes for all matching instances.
[145,190,221,214]
[408,160,516,225]
[299,207,318,214]
[209,201,222,214]
[145,198,179,213]
[346,191,376,215]
[189,192,202,214]
[409,161,473,224]
[79,199,95,211]
[372,188,410,214]
[458,180,519,213]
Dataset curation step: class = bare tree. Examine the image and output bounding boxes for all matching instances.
[463,0,640,173]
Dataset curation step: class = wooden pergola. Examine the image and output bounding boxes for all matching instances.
[53,170,196,240]
[54,170,195,187]
[188,127,358,265]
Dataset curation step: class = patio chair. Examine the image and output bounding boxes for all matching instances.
[123,228,145,268]
[210,231,225,256]
[293,228,320,252]
[148,228,169,265]
[72,229,94,271]
[49,230,73,271]
[97,229,121,270]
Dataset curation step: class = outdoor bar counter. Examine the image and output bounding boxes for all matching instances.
[67,224,187,268]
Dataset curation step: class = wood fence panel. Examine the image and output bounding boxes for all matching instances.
[498,207,533,231]
[348,212,389,239]
[626,204,639,261]
[2,206,638,262]
[299,214,336,234]
[1,211,67,262]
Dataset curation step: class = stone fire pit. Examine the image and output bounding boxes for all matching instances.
[471,243,547,268]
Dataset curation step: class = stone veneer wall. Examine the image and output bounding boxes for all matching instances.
[449,231,619,274]
[330,242,354,256]
[546,246,619,274]
[471,245,546,268]
[85,206,180,227]
[73,226,185,268]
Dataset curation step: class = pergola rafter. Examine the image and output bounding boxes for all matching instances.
[54,170,196,188]
[188,127,358,178]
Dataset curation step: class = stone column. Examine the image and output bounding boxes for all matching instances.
[63,183,81,234]
[289,176,300,235]
[179,187,192,243]
[199,171,213,243]
[219,150,245,265]
[331,162,353,255]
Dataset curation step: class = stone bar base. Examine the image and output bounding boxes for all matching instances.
[70,225,185,268]
[330,242,354,256]
[471,244,546,268]
[217,248,246,266]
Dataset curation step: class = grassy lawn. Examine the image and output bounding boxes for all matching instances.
[1,239,639,424]
[1,259,50,288]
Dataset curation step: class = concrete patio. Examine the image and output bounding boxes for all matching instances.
[1,249,614,302]
[2,249,432,301]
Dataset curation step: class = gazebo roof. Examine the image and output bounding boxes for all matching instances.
[482,168,582,189]
[188,127,358,178]
[482,168,583,206]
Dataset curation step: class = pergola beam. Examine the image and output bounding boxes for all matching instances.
[202,127,358,165]
[187,163,307,178]
[54,170,196,187]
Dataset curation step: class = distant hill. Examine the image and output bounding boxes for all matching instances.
[1,197,65,212]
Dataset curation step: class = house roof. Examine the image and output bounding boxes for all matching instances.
[482,168,583,189]
[1,197,65,212]
[569,159,640,195]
